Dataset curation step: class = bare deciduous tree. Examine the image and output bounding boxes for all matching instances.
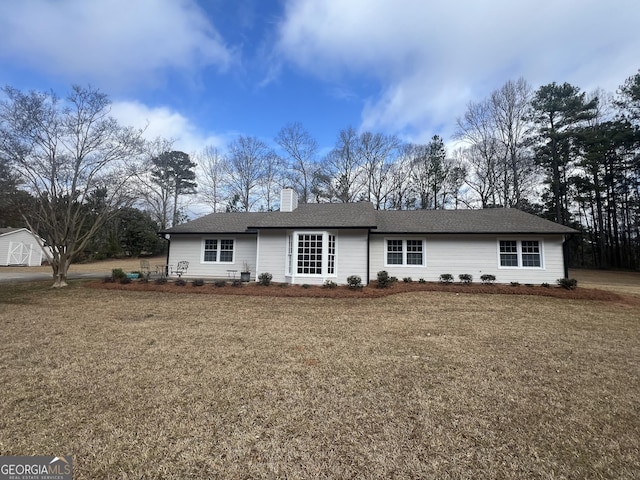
[275,122,319,203]
[0,85,145,287]
[359,131,401,209]
[323,127,364,203]
[456,99,503,207]
[490,77,535,207]
[197,145,227,213]
[225,135,271,211]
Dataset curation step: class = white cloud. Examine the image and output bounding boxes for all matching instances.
[0,0,235,88]
[276,0,640,141]
[110,100,226,155]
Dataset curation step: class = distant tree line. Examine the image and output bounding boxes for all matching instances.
[193,70,639,269]
[1,69,639,286]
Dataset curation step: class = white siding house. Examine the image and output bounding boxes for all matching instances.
[0,228,49,267]
[369,234,567,285]
[162,189,576,285]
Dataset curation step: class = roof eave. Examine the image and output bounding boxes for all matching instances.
[371,230,576,235]
[247,225,378,230]
[160,229,258,235]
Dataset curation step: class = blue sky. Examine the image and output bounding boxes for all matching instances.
[1,0,639,156]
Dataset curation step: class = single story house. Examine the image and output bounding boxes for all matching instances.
[0,227,50,267]
[161,189,576,285]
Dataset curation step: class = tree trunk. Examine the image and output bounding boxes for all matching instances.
[51,253,71,288]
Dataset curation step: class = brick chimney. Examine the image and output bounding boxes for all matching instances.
[280,188,299,212]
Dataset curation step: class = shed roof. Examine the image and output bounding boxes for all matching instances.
[0,227,30,236]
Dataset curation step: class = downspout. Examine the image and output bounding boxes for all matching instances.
[562,234,571,279]
[164,234,171,277]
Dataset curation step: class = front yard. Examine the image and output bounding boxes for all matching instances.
[0,281,638,478]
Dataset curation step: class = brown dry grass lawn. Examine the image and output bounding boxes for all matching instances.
[0,274,639,478]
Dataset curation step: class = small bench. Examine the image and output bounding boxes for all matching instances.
[226,269,238,279]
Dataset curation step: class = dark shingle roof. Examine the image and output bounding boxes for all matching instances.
[249,202,378,229]
[163,212,267,234]
[163,204,576,235]
[374,208,576,234]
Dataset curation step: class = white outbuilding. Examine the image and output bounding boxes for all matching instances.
[0,228,49,266]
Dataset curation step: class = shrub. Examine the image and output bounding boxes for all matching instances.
[103,275,115,283]
[541,282,550,288]
[175,278,187,286]
[480,274,496,284]
[418,278,426,284]
[323,280,337,289]
[258,272,273,286]
[119,276,131,285]
[139,276,149,284]
[402,277,412,283]
[458,274,473,284]
[154,277,168,285]
[346,275,363,289]
[439,273,454,283]
[376,270,396,288]
[214,280,226,287]
[510,281,520,287]
[111,268,127,281]
[301,284,311,289]
[557,278,578,290]
[192,279,205,287]
[232,279,242,287]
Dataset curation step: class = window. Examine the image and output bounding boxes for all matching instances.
[327,234,336,275]
[291,231,336,277]
[202,238,234,263]
[499,240,542,268]
[387,240,403,265]
[499,240,518,267]
[297,233,323,274]
[204,239,217,262]
[219,239,234,262]
[406,240,423,265]
[287,234,293,275]
[521,241,541,267]
[385,239,425,266]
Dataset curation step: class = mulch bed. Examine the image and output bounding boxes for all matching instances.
[87,279,639,305]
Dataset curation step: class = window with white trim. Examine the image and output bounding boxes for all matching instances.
[287,234,293,275]
[499,240,518,267]
[202,238,234,263]
[499,240,542,268]
[297,233,323,274]
[387,240,403,265]
[385,239,425,266]
[290,231,337,277]
[327,234,336,275]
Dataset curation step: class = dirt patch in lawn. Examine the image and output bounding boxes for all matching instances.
[88,277,640,306]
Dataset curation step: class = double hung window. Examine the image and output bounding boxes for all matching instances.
[499,240,542,268]
[385,239,425,266]
[202,238,234,263]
